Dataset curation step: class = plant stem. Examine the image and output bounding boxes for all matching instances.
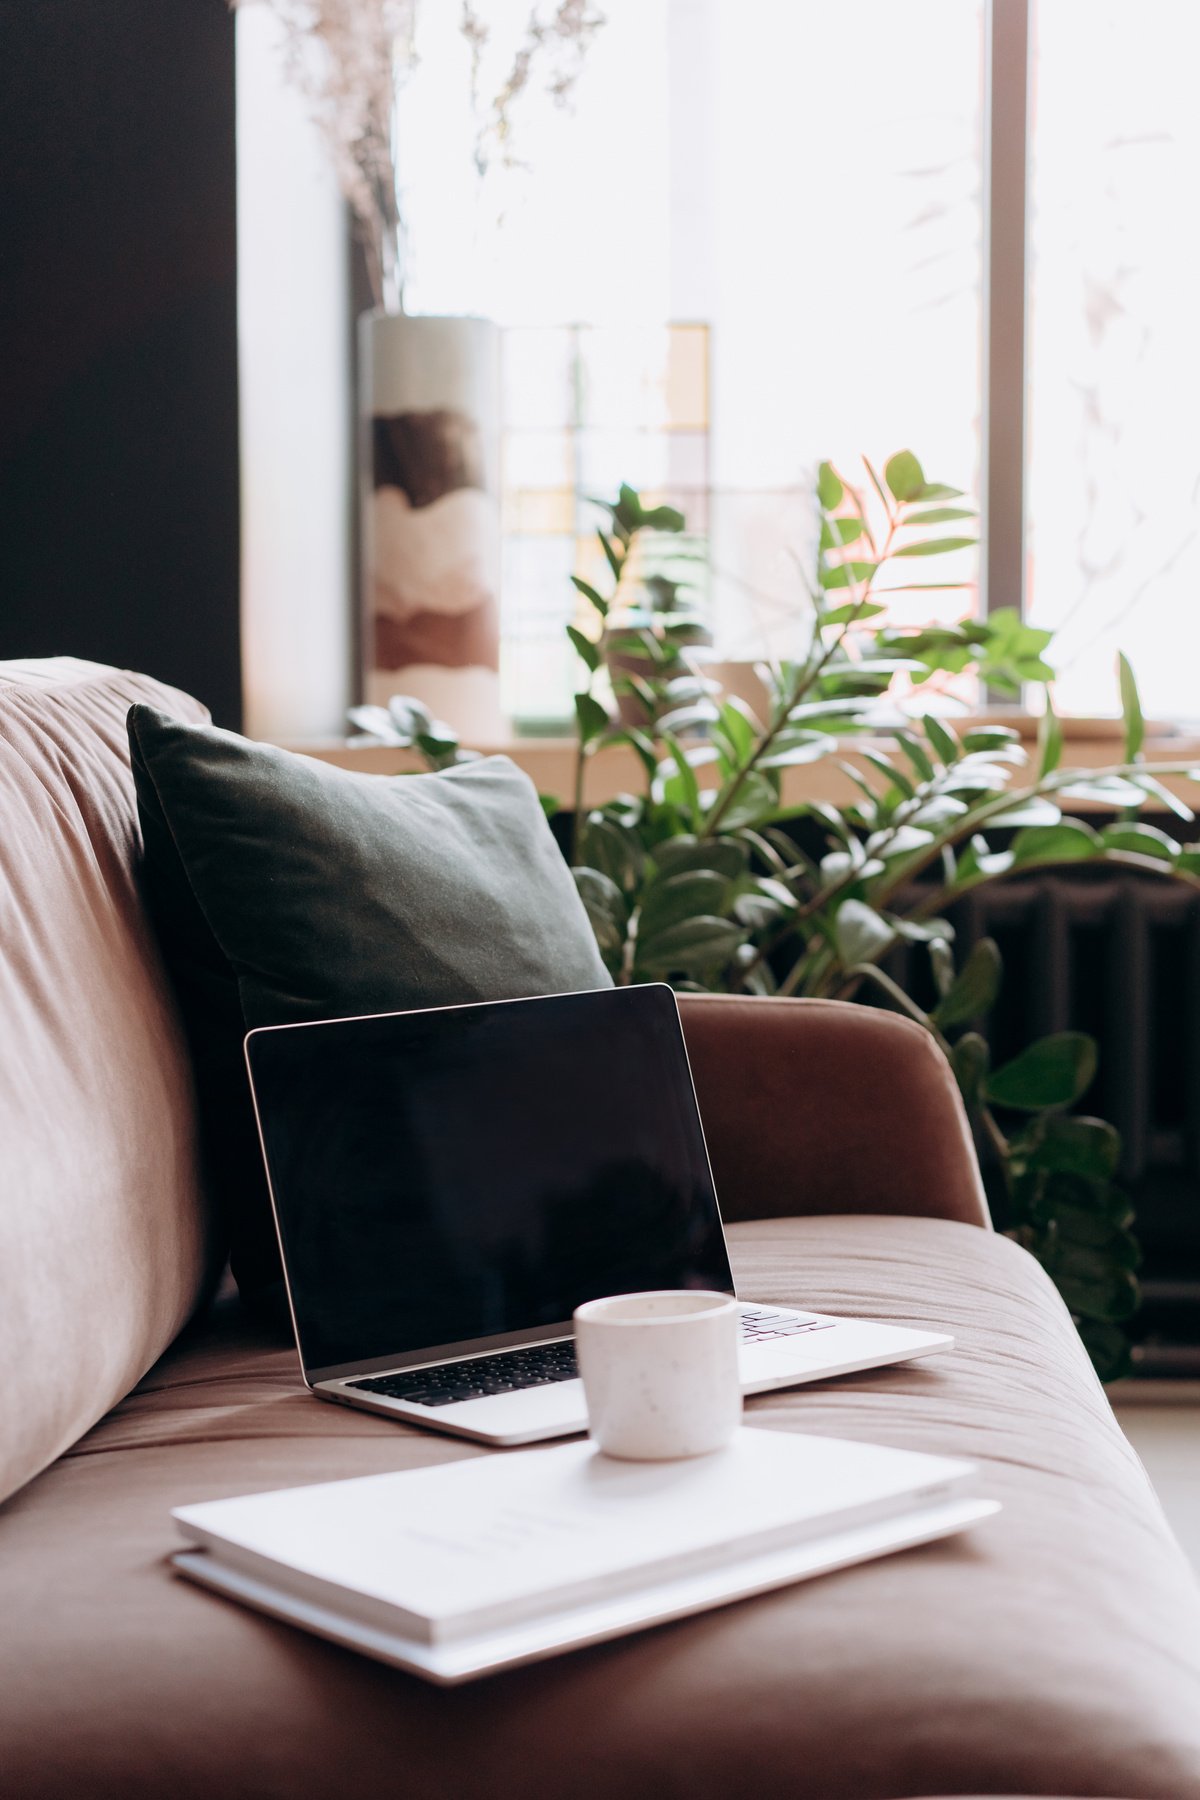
[570,740,589,864]
[700,515,899,840]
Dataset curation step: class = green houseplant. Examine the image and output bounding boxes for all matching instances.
[355,454,1200,1379]
[557,459,1200,1379]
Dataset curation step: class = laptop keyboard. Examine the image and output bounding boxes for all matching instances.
[345,1308,837,1410]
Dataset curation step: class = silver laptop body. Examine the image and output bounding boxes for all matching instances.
[245,987,951,1447]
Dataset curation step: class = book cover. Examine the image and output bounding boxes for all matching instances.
[174,1428,976,1645]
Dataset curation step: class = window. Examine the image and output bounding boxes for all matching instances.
[237,0,1199,733]
[403,0,985,725]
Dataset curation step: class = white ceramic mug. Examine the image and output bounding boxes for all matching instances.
[573,1290,743,1460]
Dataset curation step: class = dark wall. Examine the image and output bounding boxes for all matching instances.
[0,0,241,725]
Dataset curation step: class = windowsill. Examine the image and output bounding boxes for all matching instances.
[292,725,1200,815]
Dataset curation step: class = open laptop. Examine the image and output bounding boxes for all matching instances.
[244,986,952,1446]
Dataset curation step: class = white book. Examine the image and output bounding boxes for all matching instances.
[172,1428,998,1682]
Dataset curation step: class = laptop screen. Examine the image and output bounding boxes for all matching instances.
[245,986,734,1374]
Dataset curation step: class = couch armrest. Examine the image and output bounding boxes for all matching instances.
[676,993,990,1228]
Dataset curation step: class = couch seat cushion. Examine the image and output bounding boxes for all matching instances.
[2,1215,1199,1800]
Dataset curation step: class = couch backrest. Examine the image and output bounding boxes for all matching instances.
[0,660,219,1504]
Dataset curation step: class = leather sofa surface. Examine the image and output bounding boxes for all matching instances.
[0,661,218,1504]
[3,1215,1199,1800]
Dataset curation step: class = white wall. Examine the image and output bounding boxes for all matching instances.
[235,5,352,740]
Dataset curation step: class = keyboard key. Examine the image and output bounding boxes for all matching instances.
[348,1339,578,1407]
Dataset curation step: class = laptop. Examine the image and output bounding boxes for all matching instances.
[244,985,952,1446]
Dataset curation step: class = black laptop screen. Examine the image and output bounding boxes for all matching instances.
[246,987,733,1373]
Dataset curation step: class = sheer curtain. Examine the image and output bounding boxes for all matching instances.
[1026,0,1200,724]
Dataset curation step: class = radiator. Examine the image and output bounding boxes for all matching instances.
[891,869,1200,1373]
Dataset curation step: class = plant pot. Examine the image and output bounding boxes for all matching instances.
[360,311,504,740]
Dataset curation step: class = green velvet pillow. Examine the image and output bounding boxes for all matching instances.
[128,705,612,1309]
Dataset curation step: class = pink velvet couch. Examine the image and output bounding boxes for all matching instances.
[2,659,1200,1800]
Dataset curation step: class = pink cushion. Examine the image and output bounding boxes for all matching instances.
[0,660,221,1503]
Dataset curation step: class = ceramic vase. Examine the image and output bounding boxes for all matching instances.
[360,311,504,740]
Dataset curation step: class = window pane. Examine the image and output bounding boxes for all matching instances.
[1027,0,1200,722]
[404,0,984,724]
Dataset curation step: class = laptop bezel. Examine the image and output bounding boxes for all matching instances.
[244,985,737,1389]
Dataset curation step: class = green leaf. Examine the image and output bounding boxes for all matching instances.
[1048,1265,1139,1325]
[716,698,760,766]
[658,735,702,825]
[1118,652,1145,761]
[891,914,953,943]
[414,729,464,769]
[943,757,1018,794]
[950,1032,990,1109]
[572,864,625,918]
[1098,822,1179,861]
[929,935,956,998]
[1009,820,1099,867]
[574,691,610,747]
[1023,1114,1121,1183]
[820,601,886,626]
[860,749,915,801]
[834,899,895,965]
[873,825,940,864]
[733,876,798,930]
[821,560,878,590]
[954,835,1014,885]
[1038,693,1063,778]
[988,797,1062,829]
[985,1032,1098,1112]
[640,502,686,532]
[884,449,925,502]
[572,868,628,965]
[616,481,643,524]
[912,482,965,502]
[892,536,978,558]
[1129,773,1195,823]
[712,771,780,831]
[904,506,977,524]
[379,695,433,742]
[1076,1319,1133,1383]
[817,460,843,511]
[893,729,935,784]
[922,714,960,766]
[566,625,601,673]
[962,726,1022,751]
[656,700,720,735]
[597,530,623,583]
[635,915,745,978]
[931,937,1002,1029]
[1039,1210,1138,1264]
[786,697,872,725]
[757,737,839,770]
[1058,776,1151,809]
[652,836,749,880]
[909,793,969,830]
[577,815,645,895]
[571,574,609,616]
[639,870,732,939]
[820,516,865,549]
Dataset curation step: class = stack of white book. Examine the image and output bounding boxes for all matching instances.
[172,1427,997,1684]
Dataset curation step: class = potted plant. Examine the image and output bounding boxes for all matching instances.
[359,452,1200,1379]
